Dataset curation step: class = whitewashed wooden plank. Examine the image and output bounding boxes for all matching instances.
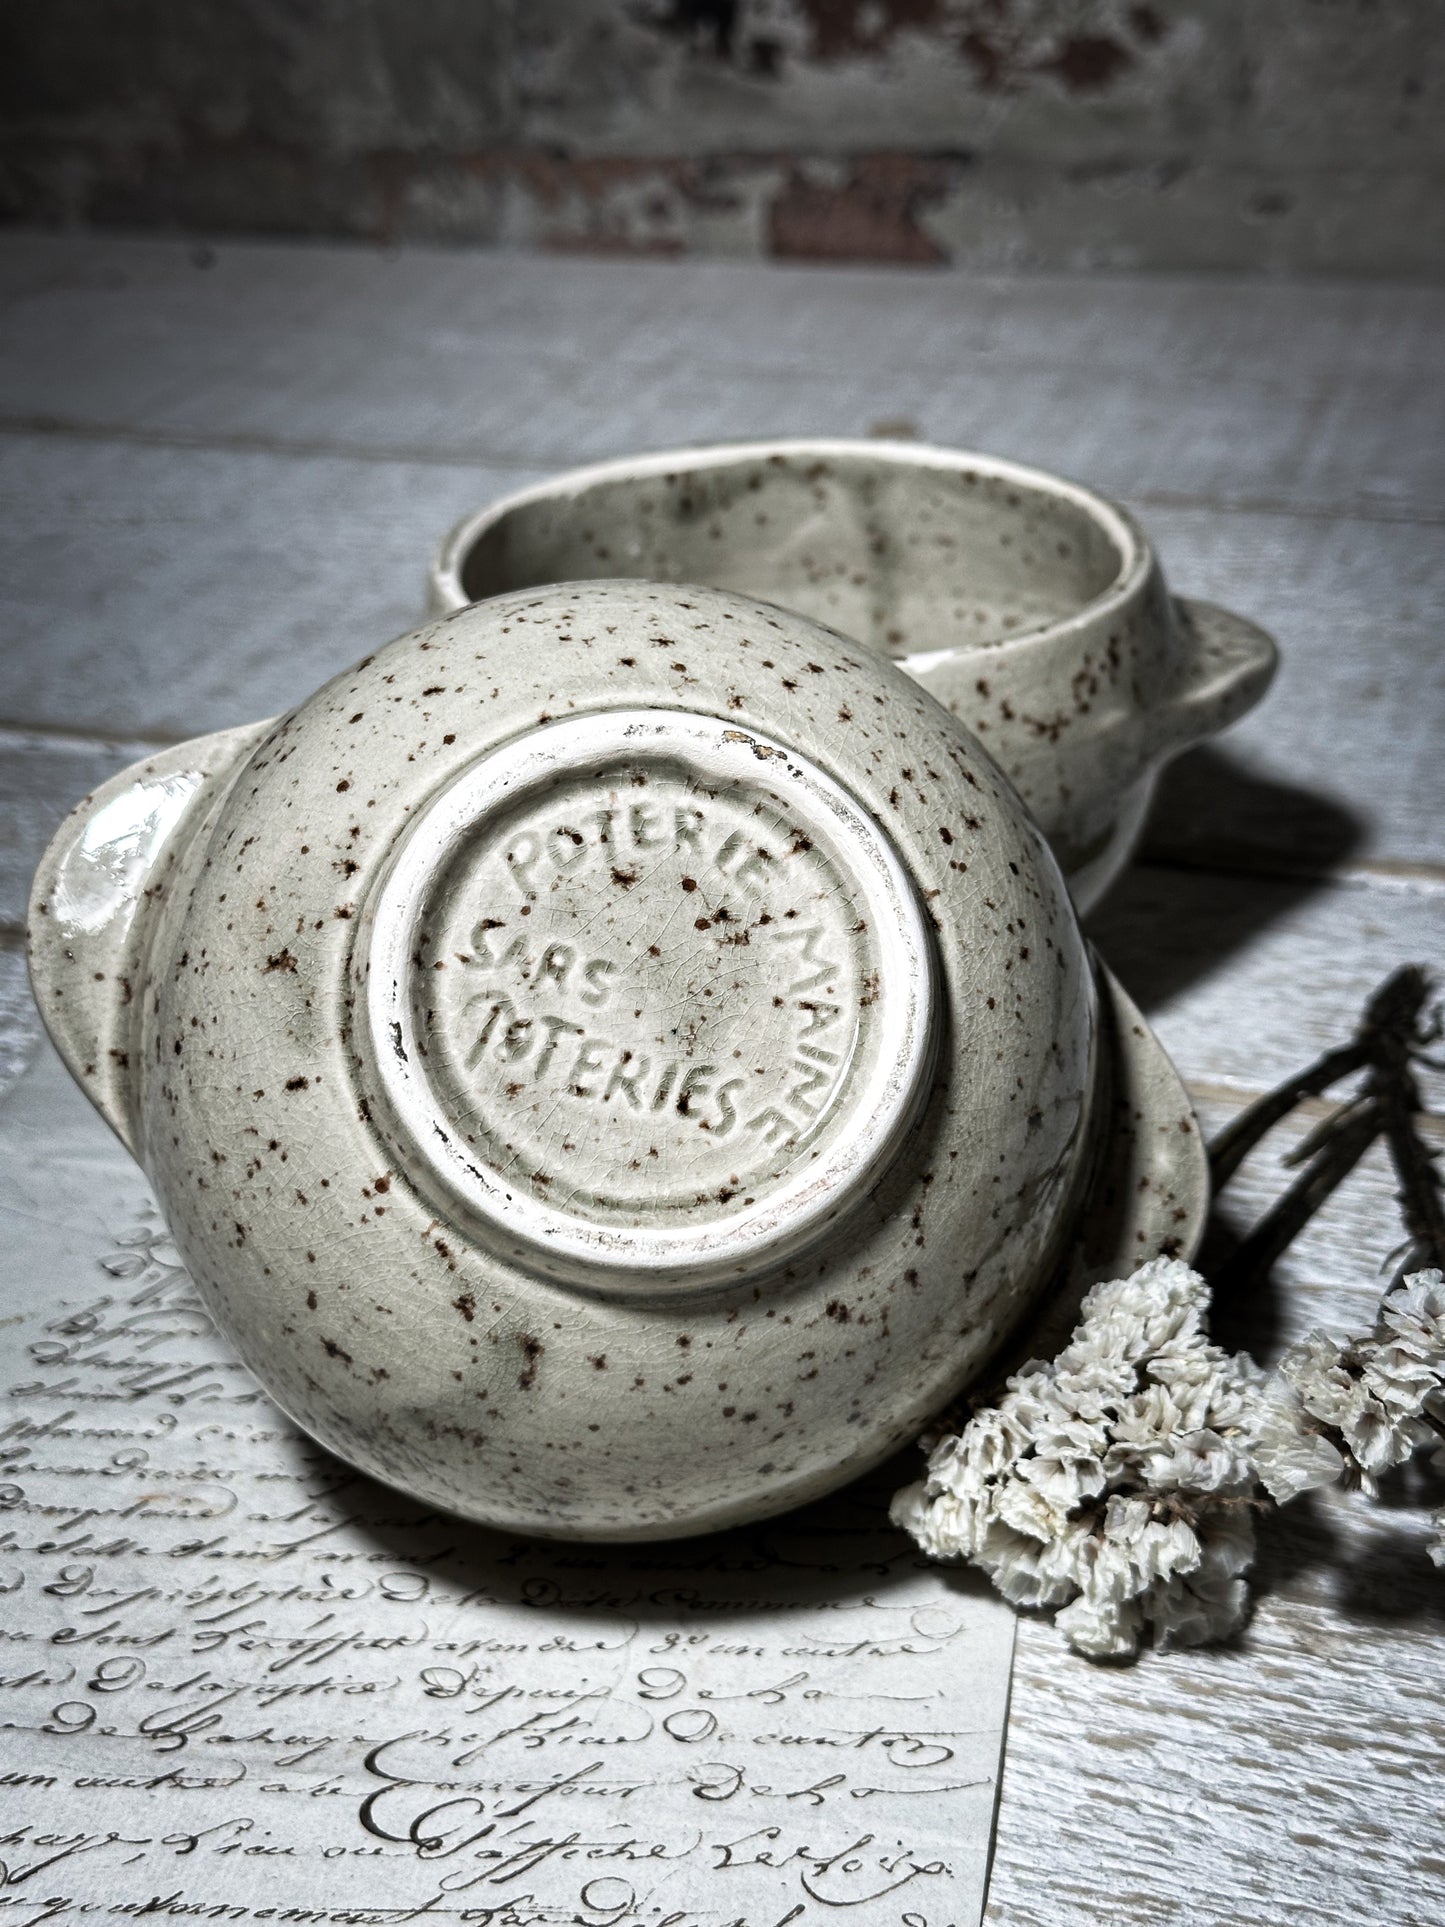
[0,434,547,740]
[1090,863,1445,1110]
[2,232,1440,400]
[993,1550,1445,1927]
[0,942,41,1093]
[0,234,1440,519]
[1,433,1441,873]
[11,351,1442,527]
[1136,502,1445,877]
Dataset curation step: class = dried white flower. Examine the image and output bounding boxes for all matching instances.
[1248,1373,1344,1504]
[892,1258,1270,1660]
[896,1263,1445,1659]
[1270,1268,1445,1496]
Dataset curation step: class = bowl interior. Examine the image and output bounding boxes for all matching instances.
[457,447,1130,658]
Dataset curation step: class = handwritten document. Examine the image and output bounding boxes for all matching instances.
[0,1044,1015,1927]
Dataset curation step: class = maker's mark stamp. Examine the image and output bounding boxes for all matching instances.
[417,763,872,1230]
[362,711,933,1289]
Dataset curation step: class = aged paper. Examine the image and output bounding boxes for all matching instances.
[0,1044,1015,1927]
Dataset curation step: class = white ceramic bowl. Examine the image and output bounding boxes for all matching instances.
[29,581,1207,1540]
[430,442,1277,911]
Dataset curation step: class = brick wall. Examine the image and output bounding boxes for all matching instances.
[3,1,1440,274]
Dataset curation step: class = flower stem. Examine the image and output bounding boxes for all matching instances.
[1207,965,1443,1294]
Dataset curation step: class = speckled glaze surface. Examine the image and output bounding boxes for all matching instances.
[28,582,1207,1540]
[429,443,1278,912]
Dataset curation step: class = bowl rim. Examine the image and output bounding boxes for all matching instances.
[428,438,1154,661]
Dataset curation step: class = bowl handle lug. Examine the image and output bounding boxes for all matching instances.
[1159,596,1279,751]
[26,720,272,1154]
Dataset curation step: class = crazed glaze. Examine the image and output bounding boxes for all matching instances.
[29,581,1208,1540]
[358,710,937,1290]
[429,442,1278,912]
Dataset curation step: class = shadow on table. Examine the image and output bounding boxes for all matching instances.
[1251,1466,1445,1631]
[332,1440,1002,1627]
[1140,741,1365,883]
[1086,742,1365,1017]
[1085,743,1366,1365]
[283,1367,1443,1645]
[1190,1195,1293,1362]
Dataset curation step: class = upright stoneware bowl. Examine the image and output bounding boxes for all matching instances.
[429,442,1277,912]
[28,582,1207,1541]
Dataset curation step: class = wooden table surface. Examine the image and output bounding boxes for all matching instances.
[1,233,1441,1925]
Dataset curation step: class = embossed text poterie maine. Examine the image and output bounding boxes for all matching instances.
[421,762,871,1221]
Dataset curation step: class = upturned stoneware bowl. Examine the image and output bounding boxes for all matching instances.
[29,581,1206,1541]
[429,442,1277,912]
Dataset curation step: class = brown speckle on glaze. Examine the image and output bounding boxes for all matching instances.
[27,576,1213,1544]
